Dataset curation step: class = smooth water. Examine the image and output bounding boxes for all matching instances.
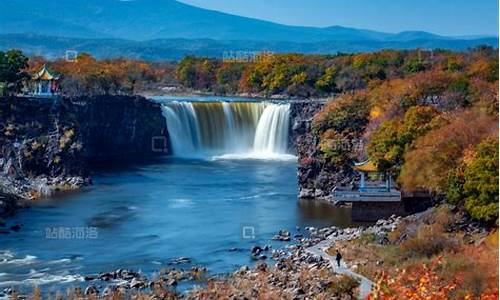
[0,157,354,291]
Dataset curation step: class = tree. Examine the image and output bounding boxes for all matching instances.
[216,62,244,94]
[315,65,338,93]
[175,56,198,88]
[447,137,499,223]
[313,92,370,164]
[400,111,498,192]
[0,49,29,96]
[367,106,442,175]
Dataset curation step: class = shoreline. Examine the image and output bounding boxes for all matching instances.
[0,210,402,298]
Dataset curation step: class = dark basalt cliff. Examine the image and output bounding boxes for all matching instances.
[289,101,339,199]
[289,100,354,200]
[69,95,169,162]
[0,95,168,209]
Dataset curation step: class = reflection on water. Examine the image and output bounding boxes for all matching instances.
[298,199,373,228]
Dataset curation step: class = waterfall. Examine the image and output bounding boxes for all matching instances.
[161,101,293,160]
[253,104,290,154]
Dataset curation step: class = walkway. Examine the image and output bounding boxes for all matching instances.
[306,233,374,299]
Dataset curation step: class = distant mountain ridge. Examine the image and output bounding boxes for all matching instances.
[0,0,497,60]
[1,33,497,61]
[1,0,496,42]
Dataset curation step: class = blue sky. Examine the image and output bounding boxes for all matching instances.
[178,0,499,36]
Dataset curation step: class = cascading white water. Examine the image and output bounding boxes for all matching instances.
[161,101,293,160]
[161,102,201,157]
[253,104,290,154]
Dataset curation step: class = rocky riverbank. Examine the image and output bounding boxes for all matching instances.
[5,204,494,299]
[0,95,168,212]
[3,211,406,299]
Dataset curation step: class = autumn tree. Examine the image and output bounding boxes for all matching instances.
[447,137,499,223]
[400,111,498,192]
[367,106,442,175]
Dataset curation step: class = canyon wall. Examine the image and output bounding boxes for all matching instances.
[0,95,168,203]
[289,100,355,200]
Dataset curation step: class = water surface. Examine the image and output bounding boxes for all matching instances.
[0,157,354,292]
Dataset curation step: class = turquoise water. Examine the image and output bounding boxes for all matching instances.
[0,157,354,292]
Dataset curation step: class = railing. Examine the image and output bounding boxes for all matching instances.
[332,188,402,204]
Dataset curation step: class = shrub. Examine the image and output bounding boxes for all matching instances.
[326,275,360,298]
[400,224,456,258]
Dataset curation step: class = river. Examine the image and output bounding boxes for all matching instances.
[0,97,355,293]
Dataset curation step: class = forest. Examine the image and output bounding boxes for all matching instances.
[1,46,497,223]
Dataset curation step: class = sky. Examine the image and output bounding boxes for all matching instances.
[178,0,499,37]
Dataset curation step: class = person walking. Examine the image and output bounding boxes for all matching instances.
[335,249,342,268]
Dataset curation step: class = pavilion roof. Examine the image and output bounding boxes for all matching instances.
[353,159,378,172]
[33,65,60,81]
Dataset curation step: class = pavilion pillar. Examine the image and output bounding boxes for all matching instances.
[360,172,365,192]
[386,173,391,191]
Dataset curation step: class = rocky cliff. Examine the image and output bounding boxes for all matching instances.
[290,100,356,200]
[69,95,169,162]
[0,95,168,206]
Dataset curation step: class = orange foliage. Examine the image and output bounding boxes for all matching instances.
[368,254,498,300]
[400,111,498,192]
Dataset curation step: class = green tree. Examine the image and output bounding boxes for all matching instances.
[405,58,425,73]
[175,56,198,88]
[315,65,338,93]
[462,138,499,222]
[0,49,29,96]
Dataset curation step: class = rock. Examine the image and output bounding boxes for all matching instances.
[251,253,267,260]
[299,188,314,198]
[166,279,177,286]
[272,230,292,241]
[463,233,474,244]
[84,275,95,281]
[98,272,113,281]
[170,257,191,264]
[130,278,145,289]
[84,286,98,295]
[314,189,325,197]
[102,285,117,297]
[251,246,263,255]
[256,262,267,272]
[237,265,249,275]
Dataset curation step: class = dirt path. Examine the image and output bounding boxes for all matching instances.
[306,233,374,299]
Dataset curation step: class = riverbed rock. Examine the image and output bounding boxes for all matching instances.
[102,285,117,297]
[272,230,291,241]
[130,278,145,289]
[84,286,98,295]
